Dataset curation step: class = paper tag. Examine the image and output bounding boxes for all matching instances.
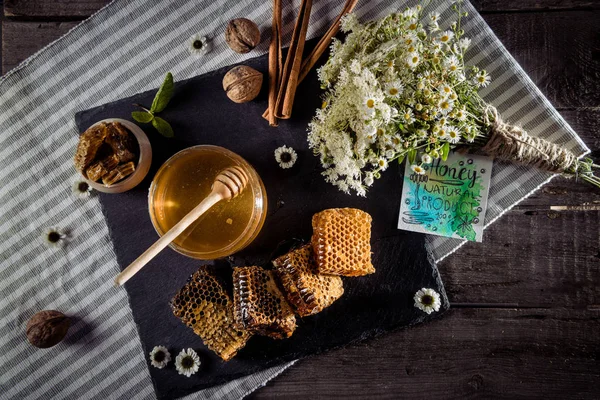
[397,152,493,242]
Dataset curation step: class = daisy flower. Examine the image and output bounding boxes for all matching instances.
[406,19,419,31]
[414,288,441,314]
[385,81,403,97]
[444,55,461,74]
[406,53,420,68]
[363,96,379,118]
[438,84,453,98]
[175,348,201,378]
[43,227,67,248]
[455,107,467,121]
[437,98,454,115]
[274,145,298,169]
[401,108,415,125]
[474,71,491,87]
[403,33,419,47]
[72,178,92,198]
[446,127,461,144]
[149,346,171,369]
[458,37,472,51]
[187,34,210,57]
[421,154,433,164]
[376,157,389,171]
[411,164,426,175]
[428,12,440,24]
[438,30,454,44]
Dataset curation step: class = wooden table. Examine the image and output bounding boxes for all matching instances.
[3,0,599,398]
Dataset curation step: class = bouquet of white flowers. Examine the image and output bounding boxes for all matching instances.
[308,2,598,196]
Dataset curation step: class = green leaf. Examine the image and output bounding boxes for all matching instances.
[441,142,450,161]
[152,117,174,138]
[150,72,174,113]
[397,153,406,165]
[407,149,417,165]
[131,111,154,123]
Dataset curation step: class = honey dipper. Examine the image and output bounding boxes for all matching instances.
[114,166,249,287]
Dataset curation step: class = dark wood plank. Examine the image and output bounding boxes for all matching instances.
[250,308,600,399]
[482,11,600,108]
[472,0,600,12]
[4,0,108,18]
[1,20,77,74]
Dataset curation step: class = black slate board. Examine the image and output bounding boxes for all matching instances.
[75,43,449,400]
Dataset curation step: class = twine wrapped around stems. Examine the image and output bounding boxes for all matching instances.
[481,105,578,174]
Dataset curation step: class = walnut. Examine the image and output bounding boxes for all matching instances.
[26,310,70,348]
[225,18,260,54]
[223,66,263,103]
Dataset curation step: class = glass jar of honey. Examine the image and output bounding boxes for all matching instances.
[148,145,267,259]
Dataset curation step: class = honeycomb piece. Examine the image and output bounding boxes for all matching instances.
[85,154,120,182]
[73,122,109,172]
[102,161,136,186]
[106,122,136,163]
[171,266,251,361]
[273,244,344,316]
[311,208,375,276]
[232,266,296,339]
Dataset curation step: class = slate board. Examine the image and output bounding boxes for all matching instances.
[75,43,449,400]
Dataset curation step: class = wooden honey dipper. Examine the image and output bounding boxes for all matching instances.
[114,166,249,287]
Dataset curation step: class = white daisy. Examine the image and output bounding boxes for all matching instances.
[175,348,201,378]
[363,96,379,117]
[438,84,453,98]
[437,98,454,115]
[72,178,92,198]
[444,55,461,75]
[474,71,491,87]
[455,107,467,121]
[149,346,171,369]
[403,33,419,47]
[421,154,433,164]
[405,19,419,31]
[428,12,440,24]
[401,109,415,125]
[385,81,403,98]
[446,127,461,143]
[274,145,298,169]
[414,288,441,314]
[376,157,388,171]
[187,34,210,57]
[406,53,420,68]
[411,164,426,175]
[437,30,454,44]
[43,227,67,248]
[458,37,472,51]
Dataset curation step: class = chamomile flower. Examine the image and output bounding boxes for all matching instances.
[437,98,454,115]
[438,84,453,98]
[444,55,461,75]
[406,53,420,68]
[403,33,419,47]
[437,30,454,44]
[401,108,415,124]
[187,34,210,57]
[406,19,419,31]
[474,71,491,87]
[175,348,201,378]
[376,157,389,171]
[455,107,467,121]
[428,12,440,24]
[149,346,171,369]
[274,145,298,169]
[411,164,426,175]
[363,95,379,118]
[458,37,472,51]
[350,60,362,75]
[385,81,403,97]
[414,288,441,314]
[72,178,92,198]
[421,154,433,164]
[43,227,67,248]
[446,127,461,143]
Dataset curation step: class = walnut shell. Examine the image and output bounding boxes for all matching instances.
[223,66,263,103]
[225,18,260,53]
[26,310,70,348]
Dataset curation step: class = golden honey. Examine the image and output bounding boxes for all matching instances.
[149,145,267,259]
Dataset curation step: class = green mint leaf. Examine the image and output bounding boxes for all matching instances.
[150,72,174,113]
[397,153,406,165]
[131,111,154,123]
[408,149,417,165]
[152,116,174,138]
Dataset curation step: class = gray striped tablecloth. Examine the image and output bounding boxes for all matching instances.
[0,0,589,399]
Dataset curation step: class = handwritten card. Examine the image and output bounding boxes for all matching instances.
[398,152,493,242]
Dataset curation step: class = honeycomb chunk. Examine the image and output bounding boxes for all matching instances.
[311,208,375,276]
[106,122,136,163]
[85,153,119,182]
[102,161,135,186]
[273,244,344,316]
[171,266,251,361]
[232,266,296,339]
[73,122,108,172]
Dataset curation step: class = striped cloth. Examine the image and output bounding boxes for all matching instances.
[0,0,589,399]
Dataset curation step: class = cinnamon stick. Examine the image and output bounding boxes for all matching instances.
[266,0,283,126]
[274,0,313,119]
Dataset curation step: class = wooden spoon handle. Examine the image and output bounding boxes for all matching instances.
[114,191,223,287]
